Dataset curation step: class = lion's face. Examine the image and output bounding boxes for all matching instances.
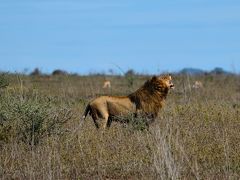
[161,75,175,89]
[151,75,175,92]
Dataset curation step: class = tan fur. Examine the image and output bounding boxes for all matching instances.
[192,81,203,89]
[102,80,111,88]
[83,75,174,129]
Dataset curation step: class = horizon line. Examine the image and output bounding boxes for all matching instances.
[0,66,238,76]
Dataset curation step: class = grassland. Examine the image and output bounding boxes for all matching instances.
[0,73,240,179]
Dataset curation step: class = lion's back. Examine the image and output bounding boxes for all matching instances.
[90,96,135,116]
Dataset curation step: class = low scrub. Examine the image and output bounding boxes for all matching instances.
[0,92,72,146]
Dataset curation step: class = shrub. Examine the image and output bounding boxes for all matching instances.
[0,73,9,89]
[114,114,150,131]
[0,94,73,145]
[30,68,42,76]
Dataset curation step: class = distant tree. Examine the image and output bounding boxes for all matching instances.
[108,69,114,75]
[125,69,136,87]
[125,69,135,76]
[52,69,67,76]
[30,68,42,76]
[211,67,225,75]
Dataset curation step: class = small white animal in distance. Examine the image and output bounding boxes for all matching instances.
[103,80,111,88]
[192,81,203,89]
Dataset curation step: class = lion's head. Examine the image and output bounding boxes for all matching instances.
[148,75,174,92]
[128,74,174,117]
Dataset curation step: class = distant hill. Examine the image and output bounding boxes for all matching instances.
[179,68,206,75]
[179,67,232,75]
[210,67,232,75]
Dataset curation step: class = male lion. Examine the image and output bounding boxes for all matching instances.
[82,75,174,129]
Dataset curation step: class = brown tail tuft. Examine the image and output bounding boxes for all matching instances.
[82,104,91,120]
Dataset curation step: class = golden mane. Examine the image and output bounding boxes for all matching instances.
[128,76,170,118]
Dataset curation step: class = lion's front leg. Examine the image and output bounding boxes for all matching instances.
[106,116,113,128]
[134,109,141,118]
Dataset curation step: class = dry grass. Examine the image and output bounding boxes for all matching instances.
[0,73,240,179]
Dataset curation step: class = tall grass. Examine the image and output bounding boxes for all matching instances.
[0,73,240,179]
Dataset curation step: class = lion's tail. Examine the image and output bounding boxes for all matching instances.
[82,104,91,120]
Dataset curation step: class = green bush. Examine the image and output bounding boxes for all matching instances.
[125,69,136,87]
[0,73,9,89]
[115,114,150,131]
[0,94,72,145]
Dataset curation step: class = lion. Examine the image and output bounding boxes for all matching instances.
[82,75,174,129]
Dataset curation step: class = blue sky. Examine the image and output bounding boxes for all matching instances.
[0,0,240,74]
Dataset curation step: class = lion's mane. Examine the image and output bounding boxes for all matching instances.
[128,76,169,117]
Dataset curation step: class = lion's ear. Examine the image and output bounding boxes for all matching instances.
[168,74,172,80]
[151,76,158,81]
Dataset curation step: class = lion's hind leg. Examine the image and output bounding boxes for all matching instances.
[90,106,110,129]
[90,107,100,129]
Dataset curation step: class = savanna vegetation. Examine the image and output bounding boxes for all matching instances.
[0,71,239,179]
